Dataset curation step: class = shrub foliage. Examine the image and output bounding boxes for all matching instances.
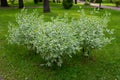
[8,10,78,67]
[71,10,113,56]
[8,9,114,67]
[62,0,73,9]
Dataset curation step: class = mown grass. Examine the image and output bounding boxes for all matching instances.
[0,1,120,80]
[102,3,116,7]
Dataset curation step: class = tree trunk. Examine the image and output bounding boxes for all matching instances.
[34,0,38,4]
[18,0,24,9]
[53,0,55,3]
[99,2,101,9]
[109,0,112,3]
[75,0,77,4]
[39,0,42,2]
[0,0,9,7]
[43,0,50,13]
[57,0,60,3]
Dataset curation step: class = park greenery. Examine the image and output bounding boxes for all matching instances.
[0,0,120,11]
[7,9,78,67]
[113,0,120,7]
[7,9,113,67]
[0,0,120,80]
[62,0,73,9]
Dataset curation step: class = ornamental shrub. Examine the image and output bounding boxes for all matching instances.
[8,10,78,67]
[8,9,44,50]
[62,0,73,9]
[71,10,114,57]
[8,9,114,67]
[33,16,79,66]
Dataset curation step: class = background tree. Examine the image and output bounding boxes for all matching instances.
[75,0,77,4]
[0,0,9,7]
[34,0,38,4]
[18,0,24,9]
[62,0,73,9]
[95,0,102,9]
[53,0,55,2]
[113,0,120,7]
[44,0,50,12]
[39,0,42,2]
[53,0,61,3]
[57,0,61,3]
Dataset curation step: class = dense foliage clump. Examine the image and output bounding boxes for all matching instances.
[71,10,113,56]
[8,10,78,67]
[8,9,114,67]
[62,0,73,9]
[33,16,79,67]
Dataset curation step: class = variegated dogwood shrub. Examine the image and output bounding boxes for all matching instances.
[71,10,114,57]
[8,9,114,67]
[33,16,79,67]
[8,10,44,50]
[7,10,79,67]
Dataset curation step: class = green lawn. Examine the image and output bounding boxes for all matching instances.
[0,2,120,80]
[102,3,116,7]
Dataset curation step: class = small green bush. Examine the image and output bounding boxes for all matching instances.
[62,0,73,9]
[8,10,43,50]
[71,10,114,56]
